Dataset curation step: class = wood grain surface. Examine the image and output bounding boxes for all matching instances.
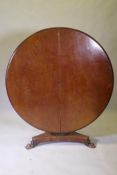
[6,27,114,133]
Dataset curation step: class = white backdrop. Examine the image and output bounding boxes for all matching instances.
[0,1,117,175]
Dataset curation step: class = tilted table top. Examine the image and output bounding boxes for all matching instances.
[6,28,114,133]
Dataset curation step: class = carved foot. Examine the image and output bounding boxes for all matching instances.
[25,143,33,150]
[85,140,96,148]
[25,141,38,149]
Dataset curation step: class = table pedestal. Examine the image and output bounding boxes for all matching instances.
[25,132,96,149]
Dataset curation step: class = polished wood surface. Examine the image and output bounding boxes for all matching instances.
[6,27,114,133]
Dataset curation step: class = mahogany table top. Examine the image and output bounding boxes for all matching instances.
[6,27,114,133]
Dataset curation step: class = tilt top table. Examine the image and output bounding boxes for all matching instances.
[6,27,114,149]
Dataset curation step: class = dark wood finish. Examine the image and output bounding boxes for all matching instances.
[25,132,96,149]
[6,27,114,148]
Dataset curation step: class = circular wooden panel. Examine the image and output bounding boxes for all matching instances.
[6,27,114,133]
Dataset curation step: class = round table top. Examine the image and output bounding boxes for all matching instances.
[6,27,114,133]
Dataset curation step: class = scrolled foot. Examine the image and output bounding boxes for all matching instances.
[85,141,96,148]
[25,141,35,150]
